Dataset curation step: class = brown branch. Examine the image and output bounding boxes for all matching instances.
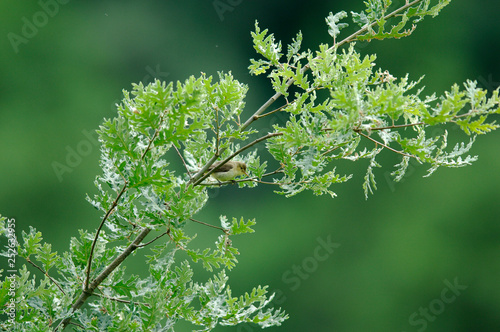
[92,290,148,306]
[355,130,414,158]
[253,103,289,120]
[368,122,425,131]
[140,108,169,160]
[84,182,128,291]
[334,0,424,49]
[240,90,290,131]
[25,257,65,295]
[66,321,85,329]
[192,132,284,186]
[84,108,170,293]
[55,227,151,331]
[173,144,192,178]
[348,108,480,133]
[136,229,170,248]
[189,218,228,233]
[321,145,341,157]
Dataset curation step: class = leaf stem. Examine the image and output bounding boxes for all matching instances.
[173,144,192,178]
[25,257,65,295]
[355,130,414,158]
[190,218,228,233]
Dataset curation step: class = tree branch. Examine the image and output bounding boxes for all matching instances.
[92,290,147,306]
[173,144,192,178]
[367,122,425,131]
[84,182,128,291]
[192,132,283,186]
[136,229,170,248]
[355,130,415,159]
[190,218,228,233]
[335,0,424,49]
[55,227,151,331]
[85,108,170,292]
[25,257,65,295]
[252,102,289,121]
[192,0,427,187]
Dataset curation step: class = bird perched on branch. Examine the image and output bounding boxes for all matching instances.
[208,161,248,182]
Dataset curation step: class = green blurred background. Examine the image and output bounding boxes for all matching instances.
[1,1,499,331]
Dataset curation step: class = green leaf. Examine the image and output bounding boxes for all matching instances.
[351,10,369,28]
[35,243,60,273]
[250,21,282,65]
[286,31,303,63]
[325,11,349,40]
[456,115,499,135]
[363,152,382,199]
[230,217,256,235]
[19,227,43,258]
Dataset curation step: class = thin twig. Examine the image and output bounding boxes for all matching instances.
[321,145,341,157]
[368,122,425,131]
[241,90,289,132]
[252,179,283,185]
[25,258,65,295]
[322,121,424,133]
[136,230,170,248]
[345,108,479,133]
[84,182,128,291]
[192,132,284,186]
[173,144,192,178]
[253,103,289,120]
[189,218,228,233]
[215,105,221,154]
[141,108,169,160]
[355,130,414,158]
[198,166,286,187]
[334,0,424,49]
[66,322,85,329]
[85,108,171,292]
[92,290,148,306]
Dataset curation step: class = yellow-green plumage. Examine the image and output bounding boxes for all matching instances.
[208,161,247,181]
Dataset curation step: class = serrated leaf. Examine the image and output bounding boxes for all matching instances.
[325,11,349,40]
[230,217,256,235]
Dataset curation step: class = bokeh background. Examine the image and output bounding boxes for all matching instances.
[1,0,500,331]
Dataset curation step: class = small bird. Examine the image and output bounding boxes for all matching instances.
[208,161,248,182]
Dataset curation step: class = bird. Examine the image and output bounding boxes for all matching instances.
[208,161,248,182]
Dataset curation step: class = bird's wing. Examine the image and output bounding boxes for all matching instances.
[208,161,233,172]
